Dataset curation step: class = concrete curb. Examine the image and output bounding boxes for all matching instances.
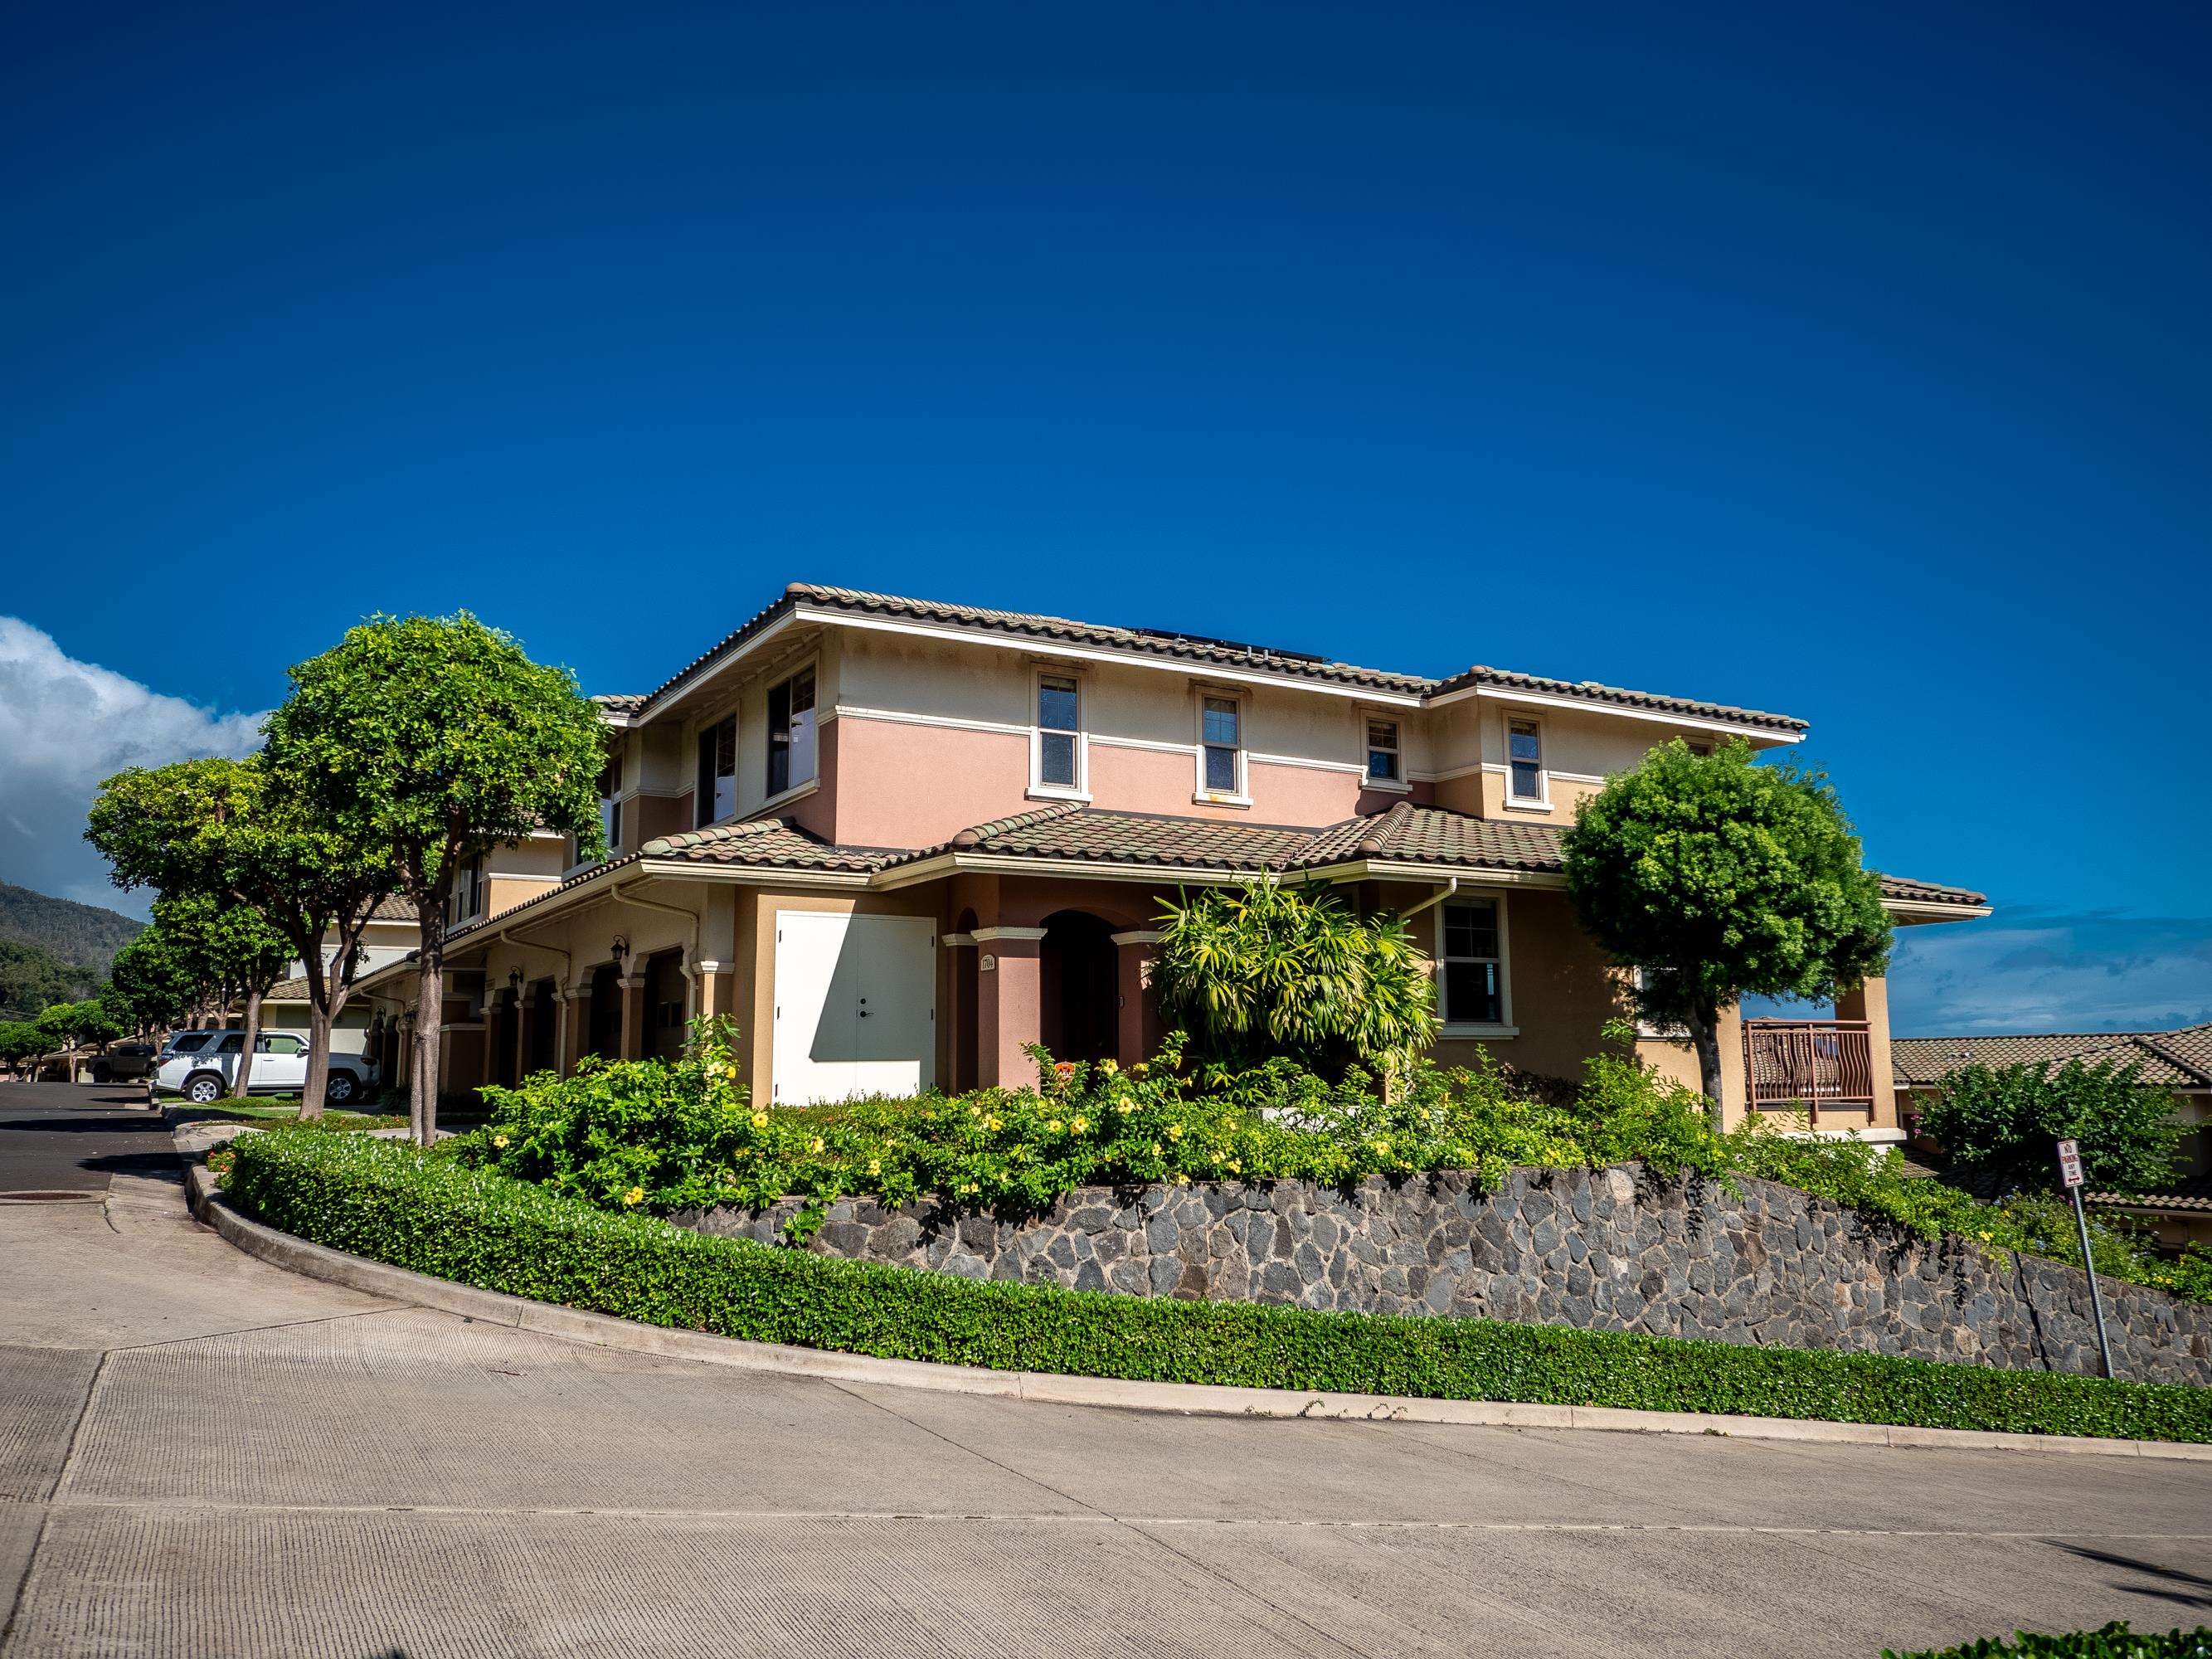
[177,1162,2212,1462]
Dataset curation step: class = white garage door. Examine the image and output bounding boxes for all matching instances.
[771,912,936,1104]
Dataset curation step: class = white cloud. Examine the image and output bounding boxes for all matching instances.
[0,617,267,916]
[1888,909,2212,1036]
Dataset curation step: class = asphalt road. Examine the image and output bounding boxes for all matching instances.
[0,1080,169,1195]
[1,1081,2207,1657]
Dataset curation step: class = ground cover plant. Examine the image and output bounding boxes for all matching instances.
[218,1129,2212,1444]
[457,1019,2212,1303]
[1882,1624,2211,1658]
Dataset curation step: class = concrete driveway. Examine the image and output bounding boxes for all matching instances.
[1,1082,2207,1657]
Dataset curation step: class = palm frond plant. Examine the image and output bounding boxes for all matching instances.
[1152,874,1437,1082]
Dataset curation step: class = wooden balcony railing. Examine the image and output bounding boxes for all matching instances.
[1742,1019,1874,1124]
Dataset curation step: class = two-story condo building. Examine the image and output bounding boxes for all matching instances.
[354,583,1988,1136]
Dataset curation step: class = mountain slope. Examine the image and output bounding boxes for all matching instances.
[0,881,143,978]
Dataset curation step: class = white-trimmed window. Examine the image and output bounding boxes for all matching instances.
[1032,671,1086,796]
[1506,717,1545,804]
[599,757,623,852]
[766,666,817,797]
[1198,693,1244,797]
[1631,966,1687,1038]
[696,716,737,825]
[447,856,484,926]
[1365,717,1402,784]
[1439,898,1508,1028]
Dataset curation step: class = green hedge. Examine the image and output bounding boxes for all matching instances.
[1884,1624,2211,1657]
[218,1131,2212,1444]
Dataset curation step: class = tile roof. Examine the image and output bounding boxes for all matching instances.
[2142,1023,2212,1082]
[615,581,1809,733]
[2086,1174,2212,1214]
[370,894,416,921]
[1893,1032,2210,1089]
[1302,802,1570,873]
[638,818,901,873]
[591,693,647,716]
[1879,874,1988,907]
[941,803,1323,871]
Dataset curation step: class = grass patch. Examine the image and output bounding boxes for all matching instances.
[222,1130,2212,1445]
[171,1099,406,1132]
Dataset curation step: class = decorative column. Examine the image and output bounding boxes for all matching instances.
[1111,929,1164,1068]
[972,926,1047,1089]
[1835,975,1896,1130]
[558,984,589,1075]
[618,974,649,1060]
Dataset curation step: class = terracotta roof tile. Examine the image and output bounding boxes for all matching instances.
[1303,802,1568,873]
[1893,1032,2205,1089]
[614,581,1809,732]
[2087,1172,2212,1214]
[945,805,1321,871]
[1879,873,1988,907]
[639,817,899,873]
[591,693,646,716]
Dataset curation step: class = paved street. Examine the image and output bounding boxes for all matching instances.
[0,1080,168,1196]
[1,1082,2207,1657]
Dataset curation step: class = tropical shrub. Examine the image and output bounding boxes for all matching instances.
[1917,1059,2184,1196]
[1883,1624,2212,1658]
[1152,875,1435,1076]
[222,1130,2212,1443]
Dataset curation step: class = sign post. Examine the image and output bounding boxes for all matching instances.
[2056,1138,2116,1379]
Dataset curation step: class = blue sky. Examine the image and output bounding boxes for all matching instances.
[2,0,2205,1033]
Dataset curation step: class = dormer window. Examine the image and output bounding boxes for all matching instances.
[1365,718,1401,784]
[1506,718,1545,804]
[1201,696,1242,795]
[766,667,817,797]
[696,717,737,826]
[1033,672,1086,795]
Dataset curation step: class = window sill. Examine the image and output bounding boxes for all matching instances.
[1191,791,1253,809]
[1500,799,1552,814]
[752,777,819,817]
[1363,777,1412,794]
[1440,1023,1520,1039]
[1026,786,1092,804]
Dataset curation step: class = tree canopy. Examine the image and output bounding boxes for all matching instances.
[1918,1059,2183,1196]
[262,611,606,1140]
[1562,739,1891,1113]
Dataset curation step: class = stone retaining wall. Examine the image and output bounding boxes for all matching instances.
[673,1165,2212,1386]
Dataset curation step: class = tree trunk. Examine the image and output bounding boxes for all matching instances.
[1688,1007,1726,1130]
[231,989,263,1099]
[301,1001,333,1121]
[411,896,446,1148]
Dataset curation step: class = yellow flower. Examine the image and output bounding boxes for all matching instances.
[1228,1160,1242,1174]
[1977,1230,1992,1242]
[1129,1063,1149,1078]
[1115,1098,1135,1116]
[866,1158,881,1175]
[622,1186,644,1207]
[969,1103,982,1118]
[809,1137,825,1155]
[1174,1174,1189,1186]
[1046,1119,1063,1133]
[1070,1115,1088,1133]
[1099,1058,1118,1075]
[984,1115,1002,1131]
[959,1181,980,1195]
[1166,1123,1184,1141]
[1150,1141,1162,1155]
[751,1111,769,1128]
[491,1133,508,1149]
[1372,1139,1392,1156]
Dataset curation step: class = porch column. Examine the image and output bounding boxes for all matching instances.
[973,927,1046,1090]
[558,985,589,1075]
[1835,975,1896,1129]
[1111,930,1163,1067]
[618,974,649,1060]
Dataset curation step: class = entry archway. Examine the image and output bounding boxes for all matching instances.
[1039,910,1117,1064]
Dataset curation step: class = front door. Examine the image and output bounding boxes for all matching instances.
[771,912,936,1103]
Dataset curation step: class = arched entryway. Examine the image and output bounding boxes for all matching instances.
[526,979,557,1074]
[1039,910,1117,1064]
[642,950,688,1062]
[586,964,622,1059]
[495,988,522,1086]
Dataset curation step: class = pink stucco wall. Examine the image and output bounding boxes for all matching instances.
[828,718,1029,847]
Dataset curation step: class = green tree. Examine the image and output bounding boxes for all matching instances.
[1153,875,1437,1079]
[0,1021,43,1078]
[263,613,605,1143]
[86,756,394,1114]
[106,924,209,1034]
[1918,1059,2183,1196]
[1562,740,1892,1118]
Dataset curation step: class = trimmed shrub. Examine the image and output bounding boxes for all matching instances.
[1917,1059,2185,1197]
[221,1130,2212,1444]
[1883,1623,2211,1658]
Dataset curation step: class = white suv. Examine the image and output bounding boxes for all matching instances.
[153,1031,378,1107]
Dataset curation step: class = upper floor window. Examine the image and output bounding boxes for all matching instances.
[1365,718,1401,783]
[1685,739,1714,757]
[1200,696,1242,795]
[1506,718,1544,803]
[599,757,622,852]
[447,855,484,925]
[696,716,737,826]
[1033,673,1084,794]
[766,667,817,797]
[1440,898,1505,1027]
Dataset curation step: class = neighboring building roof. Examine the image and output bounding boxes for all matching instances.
[260,975,310,1003]
[1894,1031,2211,1089]
[2086,1174,2212,1215]
[2142,1023,2212,1082]
[614,581,1810,733]
[1878,874,1989,907]
[369,894,416,921]
[591,693,647,715]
